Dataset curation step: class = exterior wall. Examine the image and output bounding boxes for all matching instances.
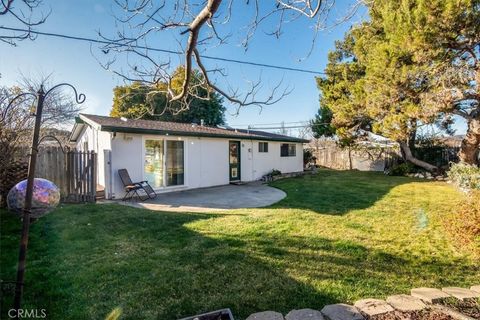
[240,140,303,181]
[185,137,230,189]
[96,131,112,188]
[108,133,230,199]
[74,127,111,188]
[75,126,304,199]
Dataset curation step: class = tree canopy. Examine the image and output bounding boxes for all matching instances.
[314,0,480,170]
[111,67,225,126]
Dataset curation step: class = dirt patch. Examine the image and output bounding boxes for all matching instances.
[367,309,455,320]
[439,297,480,319]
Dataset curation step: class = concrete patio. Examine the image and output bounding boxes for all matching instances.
[117,182,286,212]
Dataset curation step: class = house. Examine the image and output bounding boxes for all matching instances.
[69,114,308,199]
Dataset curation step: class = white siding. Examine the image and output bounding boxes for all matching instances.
[240,140,303,181]
[75,126,304,199]
[110,133,144,199]
[186,137,230,189]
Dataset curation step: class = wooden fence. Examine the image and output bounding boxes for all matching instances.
[65,149,97,202]
[312,145,400,171]
[27,147,97,202]
[312,143,460,172]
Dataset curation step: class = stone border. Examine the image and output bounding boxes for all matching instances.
[242,284,480,320]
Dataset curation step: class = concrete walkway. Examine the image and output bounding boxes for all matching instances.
[117,182,286,212]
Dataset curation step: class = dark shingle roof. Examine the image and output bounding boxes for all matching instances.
[75,114,309,143]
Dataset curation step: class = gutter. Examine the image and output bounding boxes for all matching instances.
[98,125,310,144]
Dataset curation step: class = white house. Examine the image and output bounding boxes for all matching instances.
[69,114,308,199]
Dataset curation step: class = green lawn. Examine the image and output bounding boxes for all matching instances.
[1,169,479,319]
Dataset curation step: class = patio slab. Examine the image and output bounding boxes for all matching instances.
[117,182,286,212]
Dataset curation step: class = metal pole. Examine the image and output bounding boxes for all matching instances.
[13,85,45,311]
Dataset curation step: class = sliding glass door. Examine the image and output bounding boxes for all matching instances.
[144,140,164,188]
[144,139,185,188]
[166,140,184,186]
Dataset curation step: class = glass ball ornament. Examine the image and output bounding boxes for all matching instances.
[7,178,60,218]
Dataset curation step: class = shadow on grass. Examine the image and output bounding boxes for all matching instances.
[269,169,425,215]
[0,205,336,320]
[1,202,477,320]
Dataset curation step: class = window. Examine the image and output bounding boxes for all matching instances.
[258,142,268,153]
[280,143,296,157]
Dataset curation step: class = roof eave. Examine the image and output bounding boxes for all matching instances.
[100,125,308,143]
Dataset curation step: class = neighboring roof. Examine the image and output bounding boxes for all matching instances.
[70,114,309,143]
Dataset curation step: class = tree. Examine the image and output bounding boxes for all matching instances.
[96,0,361,114]
[312,33,370,147]
[372,0,480,165]
[314,0,480,171]
[111,67,226,125]
[314,22,440,171]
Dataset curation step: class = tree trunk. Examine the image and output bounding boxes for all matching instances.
[348,146,353,170]
[408,123,417,152]
[398,141,438,173]
[458,117,480,166]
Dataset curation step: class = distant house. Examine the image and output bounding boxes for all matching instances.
[69,114,308,199]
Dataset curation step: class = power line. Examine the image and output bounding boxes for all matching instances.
[0,26,326,75]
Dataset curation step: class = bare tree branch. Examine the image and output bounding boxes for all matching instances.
[96,0,358,115]
[0,0,49,45]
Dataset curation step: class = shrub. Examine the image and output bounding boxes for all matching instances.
[386,162,416,176]
[445,190,480,255]
[448,162,480,190]
[303,148,317,167]
[270,169,282,176]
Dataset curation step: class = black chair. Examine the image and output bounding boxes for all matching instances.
[118,169,157,201]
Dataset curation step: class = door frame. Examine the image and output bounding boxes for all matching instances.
[142,135,187,190]
[229,140,241,182]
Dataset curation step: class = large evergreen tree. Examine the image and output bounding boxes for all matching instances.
[313,0,480,170]
[111,67,226,126]
[373,0,480,165]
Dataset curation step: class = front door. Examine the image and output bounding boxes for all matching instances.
[229,141,241,182]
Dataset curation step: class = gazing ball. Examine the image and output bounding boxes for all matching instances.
[7,178,60,218]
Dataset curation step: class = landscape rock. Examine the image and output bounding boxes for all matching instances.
[442,287,480,300]
[354,299,394,316]
[411,287,451,303]
[386,294,427,312]
[285,308,324,320]
[321,304,364,320]
[471,285,480,294]
[246,311,284,320]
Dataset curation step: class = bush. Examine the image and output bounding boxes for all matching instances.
[445,190,480,255]
[303,148,317,167]
[386,162,417,176]
[448,162,480,190]
[270,169,282,176]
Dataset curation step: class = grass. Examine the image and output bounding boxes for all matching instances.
[1,169,479,319]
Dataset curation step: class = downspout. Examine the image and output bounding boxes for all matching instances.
[108,132,115,199]
[251,139,254,181]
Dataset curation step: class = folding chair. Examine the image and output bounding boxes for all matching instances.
[118,169,157,201]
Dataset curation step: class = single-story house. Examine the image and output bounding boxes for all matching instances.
[69,114,308,199]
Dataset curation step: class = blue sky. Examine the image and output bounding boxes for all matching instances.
[0,0,466,134]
